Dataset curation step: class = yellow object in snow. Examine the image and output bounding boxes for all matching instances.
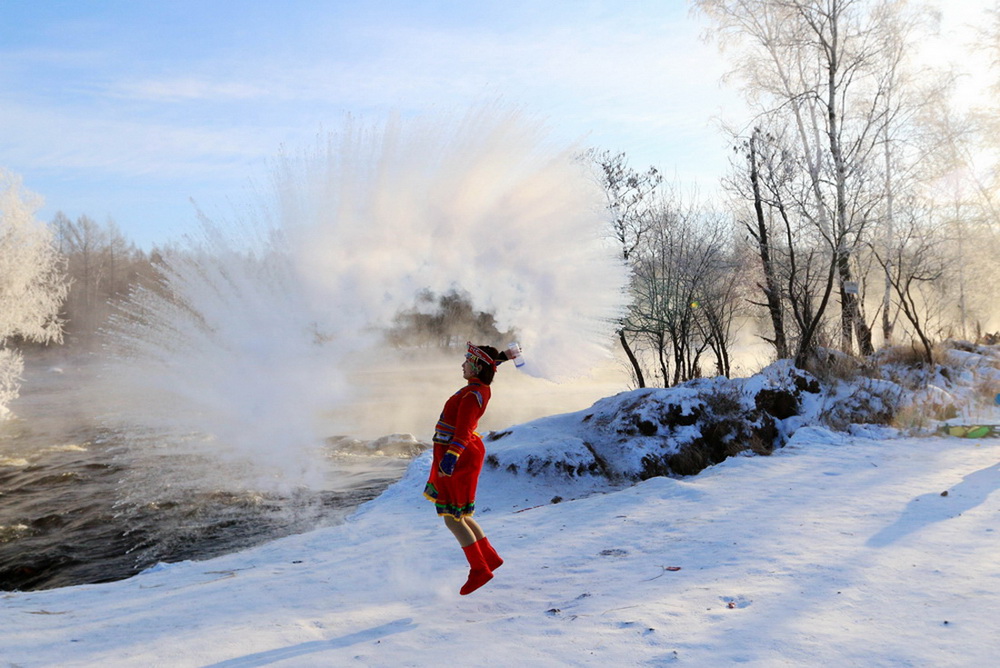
[942,425,997,439]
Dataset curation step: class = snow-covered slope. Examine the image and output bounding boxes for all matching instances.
[3,427,998,667]
[2,343,998,666]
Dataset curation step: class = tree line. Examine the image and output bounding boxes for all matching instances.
[49,212,163,346]
[599,0,1000,387]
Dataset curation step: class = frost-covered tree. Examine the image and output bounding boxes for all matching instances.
[0,169,67,417]
[698,0,964,360]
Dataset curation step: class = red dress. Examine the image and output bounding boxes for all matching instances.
[423,378,491,519]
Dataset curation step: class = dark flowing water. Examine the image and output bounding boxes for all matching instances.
[0,352,414,592]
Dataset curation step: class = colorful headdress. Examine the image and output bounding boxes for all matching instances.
[466,342,497,371]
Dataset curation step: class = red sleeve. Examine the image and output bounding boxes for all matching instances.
[447,389,487,455]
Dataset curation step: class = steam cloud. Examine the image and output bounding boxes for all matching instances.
[99,106,628,490]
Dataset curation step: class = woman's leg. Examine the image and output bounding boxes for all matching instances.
[443,515,477,547]
[464,517,486,542]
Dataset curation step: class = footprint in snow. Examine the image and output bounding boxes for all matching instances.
[599,548,629,557]
[721,595,752,609]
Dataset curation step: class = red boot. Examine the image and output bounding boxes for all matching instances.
[477,537,504,571]
[460,543,493,595]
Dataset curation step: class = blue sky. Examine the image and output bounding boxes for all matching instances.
[1,1,991,248]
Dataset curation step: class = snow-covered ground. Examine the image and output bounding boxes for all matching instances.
[3,428,997,667]
[3,347,999,667]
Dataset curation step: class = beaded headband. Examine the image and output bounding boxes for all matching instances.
[466,342,497,371]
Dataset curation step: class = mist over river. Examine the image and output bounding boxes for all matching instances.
[0,350,624,592]
[0,352,412,591]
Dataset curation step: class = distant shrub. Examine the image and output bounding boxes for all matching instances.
[873,344,933,369]
[801,347,867,384]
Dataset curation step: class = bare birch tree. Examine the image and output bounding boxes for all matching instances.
[588,149,662,387]
[696,0,941,358]
[730,126,790,359]
[627,190,743,385]
[725,122,842,366]
[870,201,949,363]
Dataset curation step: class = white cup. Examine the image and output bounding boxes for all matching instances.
[506,342,525,368]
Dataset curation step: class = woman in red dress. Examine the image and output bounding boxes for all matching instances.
[424,342,508,595]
